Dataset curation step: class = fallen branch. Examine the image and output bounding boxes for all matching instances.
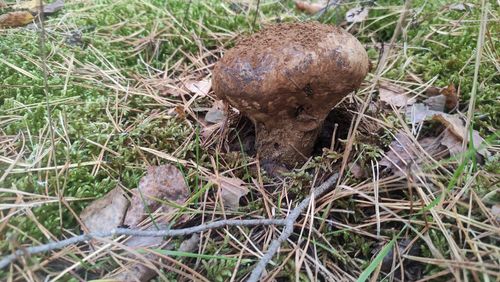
[0,218,285,269]
[247,173,339,282]
[1,173,339,277]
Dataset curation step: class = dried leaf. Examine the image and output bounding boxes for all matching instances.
[42,0,64,14]
[449,3,474,11]
[379,131,446,175]
[350,162,365,179]
[179,234,200,252]
[210,175,249,210]
[424,84,458,112]
[405,105,489,157]
[440,129,463,157]
[200,123,221,141]
[124,165,189,227]
[13,0,64,14]
[345,6,369,23]
[379,82,416,107]
[424,94,446,111]
[405,103,440,124]
[205,100,227,124]
[185,78,211,97]
[112,234,199,282]
[13,0,39,10]
[0,0,7,8]
[80,187,128,233]
[110,254,159,281]
[432,114,488,156]
[174,105,186,119]
[0,11,34,28]
[440,83,458,110]
[295,1,323,14]
[379,132,416,174]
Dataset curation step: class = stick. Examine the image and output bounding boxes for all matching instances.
[0,219,285,269]
[247,173,339,282]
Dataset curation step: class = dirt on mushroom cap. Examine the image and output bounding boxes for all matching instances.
[213,22,368,114]
[234,22,342,57]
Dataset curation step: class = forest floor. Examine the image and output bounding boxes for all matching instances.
[0,0,499,281]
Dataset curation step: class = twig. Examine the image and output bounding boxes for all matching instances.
[247,173,339,282]
[252,0,261,31]
[0,219,285,269]
[38,0,63,222]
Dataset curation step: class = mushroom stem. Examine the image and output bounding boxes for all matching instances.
[255,111,328,168]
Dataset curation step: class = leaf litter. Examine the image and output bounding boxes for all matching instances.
[0,0,64,28]
[210,175,249,210]
[378,82,416,107]
[294,1,324,14]
[345,6,369,23]
[184,78,211,97]
[80,186,128,233]
[0,11,33,28]
[124,164,189,227]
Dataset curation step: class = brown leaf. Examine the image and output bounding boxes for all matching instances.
[174,105,186,119]
[80,187,128,233]
[345,6,369,23]
[295,1,323,14]
[0,0,7,8]
[0,11,34,28]
[449,3,474,11]
[424,94,446,111]
[111,234,199,282]
[13,0,64,14]
[124,165,189,227]
[110,254,160,282]
[432,114,488,156]
[379,131,446,175]
[205,100,227,124]
[439,129,463,157]
[379,132,416,174]
[41,0,64,15]
[424,84,457,111]
[379,82,416,107]
[179,234,200,252]
[440,83,458,110]
[350,162,365,179]
[405,104,489,157]
[425,86,441,96]
[210,175,249,210]
[185,78,211,97]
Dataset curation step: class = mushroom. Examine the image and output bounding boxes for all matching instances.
[212,22,369,171]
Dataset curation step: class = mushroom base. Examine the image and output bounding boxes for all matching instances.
[254,119,323,172]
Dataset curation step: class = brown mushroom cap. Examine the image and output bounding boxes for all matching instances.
[213,22,369,169]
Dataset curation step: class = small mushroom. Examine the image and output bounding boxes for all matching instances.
[213,22,369,171]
